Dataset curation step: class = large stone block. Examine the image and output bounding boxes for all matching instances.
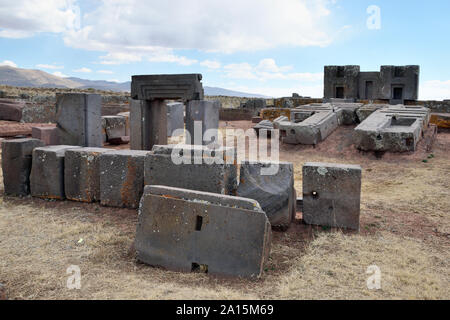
[129,99,167,150]
[237,161,296,229]
[135,185,271,278]
[302,162,362,230]
[102,115,127,141]
[131,74,204,101]
[144,153,237,195]
[30,145,81,199]
[100,150,150,208]
[56,93,102,147]
[64,147,113,202]
[185,100,220,145]
[0,100,25,121]
[167,102,184,136]
[1,138,44,196]
[31,126,59,145]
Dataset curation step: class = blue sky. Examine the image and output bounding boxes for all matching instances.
[1,0,449,99]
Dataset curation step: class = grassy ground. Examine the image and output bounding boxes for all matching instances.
[0,124,449,300]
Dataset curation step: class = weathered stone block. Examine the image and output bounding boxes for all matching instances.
[135,185,271,278]
[237,161,296,229]
[56,93,102,147]
[64,148,113,202]
[100,150,150,208]
[167,102,184,136]
[1,138,44,196]
[31,126,59,145]
[185,100,220,145]
[0,100,25,121]
[102,115,127,141]
[144,153,237,195]
[30,145,81,199]
[302,162,362,230]
[131,74,204,101]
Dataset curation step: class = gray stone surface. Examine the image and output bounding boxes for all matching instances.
[30,145,81,199]
[131,74,204,101]
[1,138,44,196]
[31,126,59,145]
[64,147,113,202]
[56,93,102,147]
[100,150,150,208]
[167,102,184,136]
[355,105,430,152]
[102,115,127,141]
[129,99,167,150]
[135,185,271,278]
[185,100,220,145]
[356,104,388,122]
[303,162,362,230]
[237,161,296,229]
[144,153,237,195]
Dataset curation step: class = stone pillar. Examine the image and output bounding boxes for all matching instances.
[56,93,102,147]
[130,99,167,150]
[167,102,185,136]
[1,138,44,196]
[185,100,220,145]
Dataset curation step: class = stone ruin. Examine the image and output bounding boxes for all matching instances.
[1,73,365,278]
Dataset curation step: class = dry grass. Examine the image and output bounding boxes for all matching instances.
[0,127,449,300]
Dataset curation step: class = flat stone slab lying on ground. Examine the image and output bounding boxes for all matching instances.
[354,105,430,152]
[64,147,113,202]
[100,150,150,208]
[302,162,362,230]
[56,93,102,147]
[237,161,296,229]
[1,138,44,196]
[135,185,271,278]
[32,126,59,145]
[0,99,25,121]
[144,151,237,195]
[253,120,274,137]
[30,145,81,199]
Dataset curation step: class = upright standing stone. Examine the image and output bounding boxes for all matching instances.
[237,161,296,230]
[167,102,184,136]
[30,145,80,199]
[302,162,362,230]
[64,147,113,202]
[185,100,220,145]
[129,99,167,150]
[56,93,102,147]
[1,138,44,196]
[100,150,149,208]
[135,185,272,278]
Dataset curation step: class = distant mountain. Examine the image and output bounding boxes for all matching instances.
[0,66,271,97]
[203,86,270,98]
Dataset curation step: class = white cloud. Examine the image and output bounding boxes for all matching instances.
[98,70,113,74]
[52,71,68,78]
[223,58,323,83]
[73,67,92,73]
[0,60,17,67]
[0,0,80,38]
[61,0,335,64]
[201,60,221,69]
[36,64,63,70]
[420,80,450,101]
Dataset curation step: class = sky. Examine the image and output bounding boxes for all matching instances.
[0,0,449,99]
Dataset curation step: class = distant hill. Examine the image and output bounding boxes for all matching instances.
[0,65,271,97]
